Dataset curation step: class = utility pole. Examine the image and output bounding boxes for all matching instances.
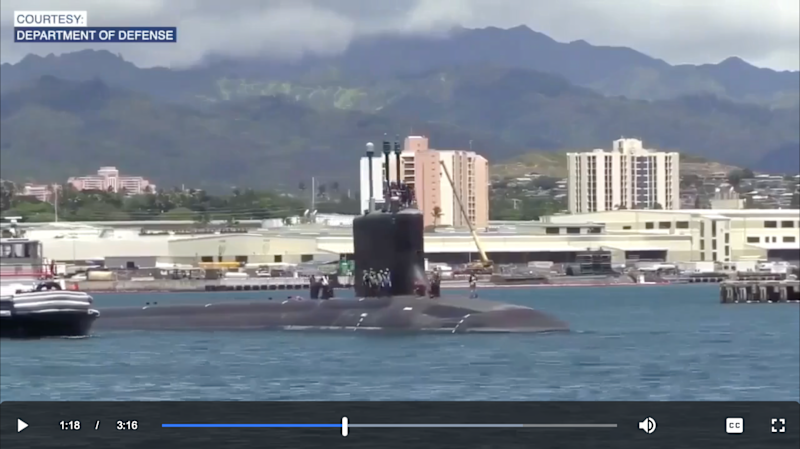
[310,176,316,212]
[53,184,59,222]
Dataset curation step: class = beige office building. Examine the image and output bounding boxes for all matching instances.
[567,138,680,214]
[360,136,489,229]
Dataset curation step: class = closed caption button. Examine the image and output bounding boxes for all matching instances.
[726,418,744,434]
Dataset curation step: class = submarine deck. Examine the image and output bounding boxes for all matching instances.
[93,295,569,334]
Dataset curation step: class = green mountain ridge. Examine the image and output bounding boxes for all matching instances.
[3,22,800,109]
[1,63,798,189]
[0,76,507,190]
[378,67,800,160]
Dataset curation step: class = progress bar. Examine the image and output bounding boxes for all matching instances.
[160,424,618,428]
[162,417,618,436]
[353,424,618,428]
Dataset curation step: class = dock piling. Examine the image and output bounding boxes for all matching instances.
[719,280,799,304]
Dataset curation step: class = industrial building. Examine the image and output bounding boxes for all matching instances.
[5,208,797,267]
[544,209,800,263]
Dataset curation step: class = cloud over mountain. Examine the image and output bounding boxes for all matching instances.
[1,0,798,70]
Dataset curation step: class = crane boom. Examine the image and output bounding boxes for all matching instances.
[438,160,492,267]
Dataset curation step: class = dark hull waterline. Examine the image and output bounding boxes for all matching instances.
[0,311,98,339]
[93,295,569,333]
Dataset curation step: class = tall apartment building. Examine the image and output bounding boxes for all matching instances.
[359,136,489,229]
[68,166,155,194]
[567,138,679,214]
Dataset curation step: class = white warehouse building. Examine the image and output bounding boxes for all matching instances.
[5,209,798,267]
[544,209,800,263]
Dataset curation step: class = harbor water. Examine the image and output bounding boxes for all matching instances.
[1,285,797,401]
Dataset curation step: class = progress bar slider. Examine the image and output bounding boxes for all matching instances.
[162,417,619,437]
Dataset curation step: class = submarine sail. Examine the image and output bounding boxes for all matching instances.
[353,210,424,297]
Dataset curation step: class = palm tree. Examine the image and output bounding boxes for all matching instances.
[45,184,59,221]
[0,180,17,211]
[432,206,443,227]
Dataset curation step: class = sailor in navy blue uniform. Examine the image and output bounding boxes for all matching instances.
[468,273,478,298]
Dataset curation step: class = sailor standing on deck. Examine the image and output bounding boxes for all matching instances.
[468,273,478,298]
[429,269,441,298]
[379,269,390,296]
[361,270,370,297]
[414,281,426,297]
[320,276,332,299]
[309,275,319,299]
[365,269,380,297]
[369,269,378,296]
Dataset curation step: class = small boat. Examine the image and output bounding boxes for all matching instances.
[1,280,99,338]
[1,237,99,338]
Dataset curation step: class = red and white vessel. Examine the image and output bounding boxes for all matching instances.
[1,238,98,338]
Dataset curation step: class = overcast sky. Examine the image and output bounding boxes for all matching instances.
[2,0,798,71]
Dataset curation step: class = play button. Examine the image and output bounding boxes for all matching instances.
[17,419,28,432]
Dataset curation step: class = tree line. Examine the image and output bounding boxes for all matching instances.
[0,181,361,222]
[1,176,566,223]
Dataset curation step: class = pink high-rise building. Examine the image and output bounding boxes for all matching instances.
[360,136,489,229]
[68,166,155,194]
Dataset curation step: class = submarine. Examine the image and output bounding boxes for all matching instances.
[93,138,568,334]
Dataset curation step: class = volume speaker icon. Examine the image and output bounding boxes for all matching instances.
[638,417,657,434]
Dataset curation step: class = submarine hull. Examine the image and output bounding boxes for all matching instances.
[92,296,568,333]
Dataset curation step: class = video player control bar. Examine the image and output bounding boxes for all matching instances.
[163,418,620,436]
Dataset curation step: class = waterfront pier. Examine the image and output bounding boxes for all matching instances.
[719,280,800,303]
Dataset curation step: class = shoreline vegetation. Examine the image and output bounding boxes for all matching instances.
[0,181,355,223]
[0,180,565,223]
